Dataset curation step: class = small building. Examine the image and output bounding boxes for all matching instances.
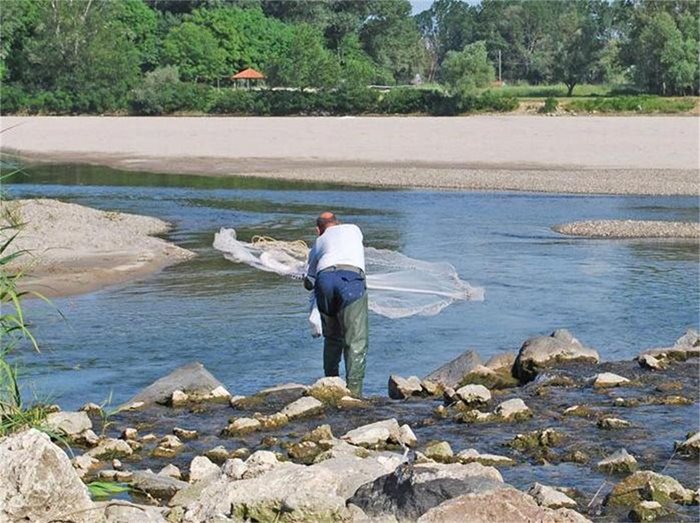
[231,68,266,89]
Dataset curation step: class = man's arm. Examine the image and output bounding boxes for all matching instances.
[304,244,318,290]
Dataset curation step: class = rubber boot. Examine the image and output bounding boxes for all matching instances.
[340,293,369,397]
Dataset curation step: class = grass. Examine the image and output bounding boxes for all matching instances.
[484,83,619,98]
[565,96,696,114]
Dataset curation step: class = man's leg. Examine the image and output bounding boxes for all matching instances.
[340,292,369,397]
[321,312,343,377]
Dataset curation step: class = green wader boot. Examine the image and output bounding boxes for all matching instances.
[321,293,369,397]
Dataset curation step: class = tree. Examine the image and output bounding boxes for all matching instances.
[337,34,388,86]
[162,21,226,82]
[552,6,606,96]
[440,41,495,92]
[267,24,340,90]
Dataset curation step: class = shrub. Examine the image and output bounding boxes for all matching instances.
[378,88,428,114]
[567,95,695,114]
[539,97,559,113]
[0,86,29,114]
[211,89,261,115]
[329,86,379,114]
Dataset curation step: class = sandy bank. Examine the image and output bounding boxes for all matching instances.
[2,116,699,195]
[0,199,194,296]
[553,220,700,239]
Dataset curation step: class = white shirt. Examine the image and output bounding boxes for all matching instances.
[306,224,365,278]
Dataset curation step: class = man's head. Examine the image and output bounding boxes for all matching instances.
[316,211,339,235]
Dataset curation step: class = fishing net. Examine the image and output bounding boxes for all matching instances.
[213,228,484,325]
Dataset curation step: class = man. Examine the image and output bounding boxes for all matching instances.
[304,212,368,397]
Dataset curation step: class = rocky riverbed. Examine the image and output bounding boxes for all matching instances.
[1,329,698,522]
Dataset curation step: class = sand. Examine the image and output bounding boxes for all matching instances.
[553,220,700,239]
[0,199,194,297]
[1,116,699,195]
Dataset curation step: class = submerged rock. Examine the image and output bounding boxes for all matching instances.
[0,429,94,523]
[597,417,631,430]
[424,349,482,388]
[513,330,599,383]
[597,449,638,474]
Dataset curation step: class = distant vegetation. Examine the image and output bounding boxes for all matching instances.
[0,0,697,116]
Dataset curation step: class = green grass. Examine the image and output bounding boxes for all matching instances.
[566,96,696,114]
[483,83,617,98]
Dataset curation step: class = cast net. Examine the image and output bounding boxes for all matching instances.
[213,228,484,320]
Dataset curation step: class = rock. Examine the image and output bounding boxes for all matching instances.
[98,469,133,482]
[74,429,100,447]
[484,351,517,372]
[605,470,695,507]
[0,429,95,523]
[173,427,198,440]
[100,500,168,522]
[230,448,251,460]
[244,450,282,479]
[424,349,482,388]
[513,330,599,383]
[456,449,515,467]
[637,329,700,364]
[120,362,227,408]
[170,390,189,407]
[494,398,531,420]
[159,434,184,449]
[598,417,631,430]
[223,417,261,436]
[675,431,700,458]
[420,379,441,396]
[342,419,402,448]
[279,396,324,420]
[121,427,138,440]
[416,485,592,523]
[112,458,123,470]
[303,424,334,443]
[222,458,247,480]
[507,429,564,454]
[158,464,182,480]
[87,438,133,459]
[597,449,638,474]
[256,412,289,429]
[459,365,519,389]
[338,395,365,408]
[628,500,668,521]
[563,405,595,418]
[189,456,221,483]
[455,384,491,405]
[388,375,423,399]
[308,377,352,404]
[638,354,667,371]
[349,461,503,521]
[399,424,417,447]
[208,385,231,401]
[131,470,189,500]
[204,446,230,464]
[72,453,100,479]
[229,395,247,408]
[529,483,578,509]
[142,433,157,443]
[592,372,630,388]
[288,441,324,464]
[79,402,103,415]
[258,383,309,397]
[44,411,92,437]
[424,441,453,462]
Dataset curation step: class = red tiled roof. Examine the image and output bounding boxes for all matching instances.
[232,68,265,80]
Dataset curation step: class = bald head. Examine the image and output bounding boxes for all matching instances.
[316,211,339,234]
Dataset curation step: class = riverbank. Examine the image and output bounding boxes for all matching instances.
[0,199,194,297]
[554,220,700,239]
[1,329,697,522]
[2,116,698,195]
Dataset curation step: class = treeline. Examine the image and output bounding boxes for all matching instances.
[0,0,697,116]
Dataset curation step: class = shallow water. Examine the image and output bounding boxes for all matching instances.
[4,164,699,409]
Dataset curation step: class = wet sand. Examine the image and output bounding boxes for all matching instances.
[1,116,698,195]
[554,220,700,239]
[0,199,194,297]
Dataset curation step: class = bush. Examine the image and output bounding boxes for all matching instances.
[329,86,380,114]
[539,97,559,113]
[0,85,29,114]
[378,88,428,114]
[211,90,262,115]
[567,95,695,114]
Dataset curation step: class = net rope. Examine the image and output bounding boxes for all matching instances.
[213,227,485,320]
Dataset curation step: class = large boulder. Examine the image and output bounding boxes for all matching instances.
[0,429,95,523]
[424,350,482,388]
[416,485,591,523]
[45,411,92,437]
[120,362,228,408]
[637,329,700,364]
[348,461,504,521]
[513,330,600,383]
[388,375,423,399]
[342,419,402,448]
[605,470,696,508]
[131,470,190,501]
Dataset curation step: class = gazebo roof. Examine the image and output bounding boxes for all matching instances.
[232,68,265,80]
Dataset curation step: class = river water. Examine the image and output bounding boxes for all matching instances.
[5,164,699,410]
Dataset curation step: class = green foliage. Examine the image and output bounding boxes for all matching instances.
[567,96,696,114]
[441,41,495,93]
[87,481,131,500]
[162,21,227,82]
[268,24,340,90]
[378,88,430,114]
[539,97,559,113]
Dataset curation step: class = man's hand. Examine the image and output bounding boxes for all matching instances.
[303,275,315,291]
